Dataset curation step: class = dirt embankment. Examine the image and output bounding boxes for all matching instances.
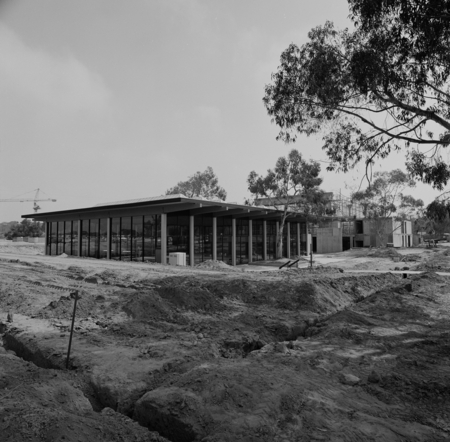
[1,253,450,441]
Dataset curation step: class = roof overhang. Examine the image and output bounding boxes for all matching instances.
[22,195,282,222]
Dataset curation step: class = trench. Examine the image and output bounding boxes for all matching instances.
[0,274,406,442]
[0,331,190,442]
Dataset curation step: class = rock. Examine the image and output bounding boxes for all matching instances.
[338,268,344,273]
[402,266,410,270]
[339,373,360,386]
[368,371,381,384]
[7,312,13,323]
[405,283,413,292]
[197,333,204,339]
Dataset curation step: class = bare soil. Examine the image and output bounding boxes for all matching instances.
[1,244,450,441]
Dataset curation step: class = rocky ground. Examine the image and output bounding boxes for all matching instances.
[0,242,450,441]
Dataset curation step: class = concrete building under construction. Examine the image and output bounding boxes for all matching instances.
[22,192,414,265]
[22,195,313,266]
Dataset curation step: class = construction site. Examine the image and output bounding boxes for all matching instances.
[1,236,450,441]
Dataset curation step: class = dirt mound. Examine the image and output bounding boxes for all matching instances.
[121,290,184,323]
[41,292,98,320]
[289,265,344,274]
[202,274,397,314]
[154,278,226,312]
[195,259,239,272]
[368,248,401,258]
[398,254,422,262]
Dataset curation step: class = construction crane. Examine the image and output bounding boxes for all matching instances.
[0,188,56,212]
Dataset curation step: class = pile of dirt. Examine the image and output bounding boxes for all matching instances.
[154,278,227,313]
[367,247,401,258]
[194,260,238,272]
[121,289,185,323]
[398,254,422,262]
[40,292,99,320]
[289,265,344,274]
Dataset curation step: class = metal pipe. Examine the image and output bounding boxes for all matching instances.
[66,291,80,369]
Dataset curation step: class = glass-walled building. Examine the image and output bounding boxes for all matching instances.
[28,195,310,266]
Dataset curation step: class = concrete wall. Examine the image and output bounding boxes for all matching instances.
[316,227,342,254]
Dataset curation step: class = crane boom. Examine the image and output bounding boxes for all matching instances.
[0,189,56,212]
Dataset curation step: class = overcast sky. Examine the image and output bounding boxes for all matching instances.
[0,0,442,222]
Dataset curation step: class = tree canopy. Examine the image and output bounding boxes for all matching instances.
[4,219,44,240]
[166,166,227,201]
[247,149,329,257]
[351,169,424,219]
[264,0,450,190]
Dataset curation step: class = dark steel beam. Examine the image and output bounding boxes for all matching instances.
[233,210,270,219]
[189,205,228,215]
[214,209,249,217]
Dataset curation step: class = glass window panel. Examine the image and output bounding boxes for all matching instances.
[80,220,89,257]
[156,215,161,250]
[178,215,189,226]
[89,219,99,258]
[121,217,131,261]
[111,218,121,260]
[57,221,64,255]
[131,216,143,261]
[64,221,71,255]
[51,222,58,255]
[202,216,212,226]
[143,216,156,262]
[72,221,79,257]
[99,218,108,259]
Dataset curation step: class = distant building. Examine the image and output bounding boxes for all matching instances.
[255,192,414,252]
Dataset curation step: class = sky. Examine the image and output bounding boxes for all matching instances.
[0,0,443,222]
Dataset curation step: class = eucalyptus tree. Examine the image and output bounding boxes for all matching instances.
[247,149,329,258]
[264,0,450,191]
[166,166,227,201]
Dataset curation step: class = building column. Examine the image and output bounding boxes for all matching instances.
[77,220,82,257]
[276,221,280,257]
[161,213,167,265]
[44,222,48,255]
[106,217,111,259]
[248,219,253,263]
[212,217,217,261]
[297,223,301,257]
[263,220,267,261]
[287,222,291,259]
[231,218,236,266]
[189,215,195,267]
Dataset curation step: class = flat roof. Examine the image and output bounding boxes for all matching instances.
[22,194,304,221]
